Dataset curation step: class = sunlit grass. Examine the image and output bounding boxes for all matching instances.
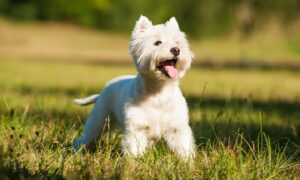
[1,59,300,101]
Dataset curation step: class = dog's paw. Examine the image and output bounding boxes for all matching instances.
[73,137,85,151]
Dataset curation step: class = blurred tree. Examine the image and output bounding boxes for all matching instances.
[236,1,255,39]
[0,0,299,36]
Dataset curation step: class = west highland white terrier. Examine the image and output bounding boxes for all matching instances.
[73,16,195,159]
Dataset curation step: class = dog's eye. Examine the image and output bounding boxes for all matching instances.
[154,40,162,46]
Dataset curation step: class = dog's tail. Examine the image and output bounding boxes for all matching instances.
[73,94,99,106]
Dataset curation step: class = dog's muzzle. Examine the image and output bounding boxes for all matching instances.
[156,58,178,78]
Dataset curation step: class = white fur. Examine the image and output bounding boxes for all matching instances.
[74,94,98,106]
[73,16,195,159]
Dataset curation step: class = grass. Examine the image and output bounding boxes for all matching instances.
[0,59,300,178]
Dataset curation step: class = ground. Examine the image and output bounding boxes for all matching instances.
[0,20,299,178]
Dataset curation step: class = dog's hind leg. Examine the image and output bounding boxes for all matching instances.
[73,92,109,151]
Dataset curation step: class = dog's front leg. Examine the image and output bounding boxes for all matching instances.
[121,128,148,157]
[121,106,149,157]
[164,124,195,160]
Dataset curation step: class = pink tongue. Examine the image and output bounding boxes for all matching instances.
[164,65,178,78]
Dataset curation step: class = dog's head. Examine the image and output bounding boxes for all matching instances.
[130,16,193,81]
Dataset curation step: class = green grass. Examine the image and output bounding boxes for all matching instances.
[0,59,300,178]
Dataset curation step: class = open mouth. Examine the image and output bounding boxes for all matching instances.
[156,58,178,78]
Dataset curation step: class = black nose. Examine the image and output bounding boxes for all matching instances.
[170,47,180,56]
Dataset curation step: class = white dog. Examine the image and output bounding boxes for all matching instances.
[73,16,195,159]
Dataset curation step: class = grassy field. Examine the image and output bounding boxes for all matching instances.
[0,19,300,178]
[0,59,300,179]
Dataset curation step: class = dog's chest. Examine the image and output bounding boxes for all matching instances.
[139,89,183,134]
[124,83,187,138]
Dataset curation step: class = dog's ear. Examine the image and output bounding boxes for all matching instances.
[134,15,153,33]
[166,17,180,31]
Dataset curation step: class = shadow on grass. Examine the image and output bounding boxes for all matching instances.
[191,120,300,147]
[187,95,300,156]
[11,84,300,120]
[2,103,299,142]
[187,96,300,120]
[3,86,300,149]
[0,168,64,179]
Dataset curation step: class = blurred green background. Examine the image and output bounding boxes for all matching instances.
[0,0,299,36]
[0,0,299,65]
